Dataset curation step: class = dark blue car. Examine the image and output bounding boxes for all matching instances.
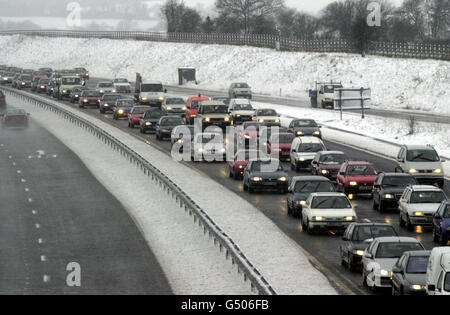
[433,201,450,246]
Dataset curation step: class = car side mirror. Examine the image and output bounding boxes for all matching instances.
[441,159,446,163]
[318,125,322,129]
[397,157,404,162]
[392,266,403,274]
[427,284,436,292]
[364,253,373,259]
[342,236,348,241]
[340,172,346,176]
[435,213,442,219]
[164,89,167,93]
[311,161,318,165]
[291,149,296,153]
[374,184,381,189]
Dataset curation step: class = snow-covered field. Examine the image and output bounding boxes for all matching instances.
[5,88,337,295]
[0,35,448,114]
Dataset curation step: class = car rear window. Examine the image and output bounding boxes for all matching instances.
[375,243,424,259]
[352,226,397,241]
[406,256,429,274]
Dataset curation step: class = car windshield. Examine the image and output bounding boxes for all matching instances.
[251,160,283,172]
[294,181,335,193]
[319,154,347,164]
[84,91,100,97]
[234,83,249,88]
[292,120,318,127]
[131,107,148,114]
[270,134,294,144]
[346,165,377,175]
[62,78,81,84]
[324,85,342,93]
[406,149,440,162]
[6,109,26,116]
[299,143,324,152]
[22,75,32,80]
[406,256,429,274]
[352,226,397,241]
[161,117,184,126]
[141,83,163,92]
[200,105,228,114]
[98,83,113,88]
[382,176,417,187]
[257,109,277,116]
[234,103,253,110]
[39,79,49,84]
[166,98,185,104]
[145,111,163,118]
[410,191,446,204]
[114,79,128,83]
[375,243,424,259]
[311,196,352,209]
[103,95,121,101]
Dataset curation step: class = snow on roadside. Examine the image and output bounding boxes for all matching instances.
[8,89,338,295]
[0,35,448,114]
[6,93,253,295]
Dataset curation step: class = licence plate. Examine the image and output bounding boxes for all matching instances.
[359,186,372,191]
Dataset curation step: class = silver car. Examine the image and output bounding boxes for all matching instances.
[162,96,186,114]
[228,82,252,99]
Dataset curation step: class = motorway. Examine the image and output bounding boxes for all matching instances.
[0,120,172,294]
[4,78,447,295]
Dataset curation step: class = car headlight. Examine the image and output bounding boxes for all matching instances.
[384,194,393,199]
[159,96,164,101]
[161,129,169,133]
[62,90,67,93]
[182,106,187,110]
[224,116,230,122]
[380,269,392,277]
[166,107,172,111]
[312,216,323,222]
[177,139,184,143]
[220,148,226,153]
[321,170,329,175]
[3,77,7,80]
[433,168,442,174]
[204,117,211,122]
[41,85,45,88]
[354,250,365,256]
[238,165,244,169]
[313,131,321,136]
[100,90,104,93]
[411,284,424,291]
[345,216,355,222]
[83,99,88,102]
[104,104,108,107]
[299,157,305,161]
[278,176,287,182]
[112,89,116,93]
[259,119,264,123]
[198,148,205,152]
[244,134,251,139]
[349,181,358,186]
[142,97,148,101]
[297,200,306,205]
[275,118,280,123]
[251,177,263,182]
[236,114,241,117]
[413,211,424,216]
[118,109,124,114]
[296,131,304,136]
[21,82,25,85]
[145,122,152,126]
[408,169,418,174]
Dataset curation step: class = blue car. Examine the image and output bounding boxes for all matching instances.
[433,200,450,246]
[113,99,134,120]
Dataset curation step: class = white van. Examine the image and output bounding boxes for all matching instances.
[426,247,450,295]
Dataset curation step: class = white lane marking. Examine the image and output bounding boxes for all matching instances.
[38,238,43,244]
[40,255,47,262]
[32,210,37,215]
[17,170,22,174]
[35,224,40,229]
[12,162,16,166]
[25,188,30,192]
[8,155,12,159]
[21,179,26,183]
[43,275,51,283]
[28,198,33,203]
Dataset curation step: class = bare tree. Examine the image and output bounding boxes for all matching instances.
[425,0,450,39]
[161,0,186,32]
[215,0,285,33]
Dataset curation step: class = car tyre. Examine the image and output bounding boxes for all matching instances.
[306,220,314,234]
[399,213,405,227]
[441,234,448,246]
[433,226,440,242]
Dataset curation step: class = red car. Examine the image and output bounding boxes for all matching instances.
[128,105,151,128]
[79,90,101,108]
[36,78,50,93]
[267,132,295,160]
[228,149,267,179]
[336,161,378,198]
[184,95,209,124]
[238,121,263,146]
[2,108,29,129]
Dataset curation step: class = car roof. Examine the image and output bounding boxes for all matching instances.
[199,101,227,106]
[374,236,420,243]
[296,136,322,143]
[318,151,345,155]
[404,250,431,257]
[291,176,330,182]
[404,144,435,150]
[409,185,442,191]
[346,161,373,166]
[380,172,414,177]
[310,192,346,197]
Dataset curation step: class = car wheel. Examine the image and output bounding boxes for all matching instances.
[233,172,240,180]
[306,220,314,234]
[399,213,405,227]
[243,182,248,191]
[229,169,234,178]
[379,201,386,212]
[372,199,378,210]
[348,254,356,272]
[433,226,440,242]
[287,203,292,216]
[406,215,414,231]
[362,272,368,287]
[340,249,347,266]
[441,234,448,246]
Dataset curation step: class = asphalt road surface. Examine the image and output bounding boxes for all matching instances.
[5,79,447,295]
[0,120,172,294]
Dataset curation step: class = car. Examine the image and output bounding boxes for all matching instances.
[191,132,226,162]
[311,151,348,180]
[96,82,116,95]
[361,237,425,291]
[426,247,450,295]
[237,121,263,149]
[30,77,41,91]
[340,223,398,271]
[171,125,195,145]
[395,144,445,188]
[288,119,322,138]
[135,80,166,106]
[38,67,53,76]
[372,173,418,212]
[398,185,447,230]
[139,108,164,133]
[252,109,280,126]
[301,192,356,234]
[391,250,431,295]
[112,78,131,93]
[211,96,230,106]
[99,93,122,113]
[184,95,210,124]
[0,90,5,112]
[1,108,29,129]
[55,76,83,99]
[290,136,327,171]
[17,74,33,89]
[112,99,135,120]
[78,90,101,108]
[126,105,151,127]
[161,97,187,115]
[267,132,295,161]
[433,201,450,246]
[36,78,50,94]
[196,101,231,130]
[1,72,15,84]
[228,98,254,125]
[286,176,335,218]
[243,158,288,193]
[258,126,289,148]
[74,67,89,79]
[69,86,86,103]
[228,82,252,99]
[228,149,267,180]
[11,73,20,88]
[155,115,185,140]
[336,161,378,198]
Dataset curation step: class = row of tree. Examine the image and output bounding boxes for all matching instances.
[161,0,449,42]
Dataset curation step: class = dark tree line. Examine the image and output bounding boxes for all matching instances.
[161,0,450,42]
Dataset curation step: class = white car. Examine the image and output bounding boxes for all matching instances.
[96,81,115,95]
[113,78,131,93]
[228,98,254,124]
[252,109,280,126]
[290,136,326,171]
[191,132,226,162]
[162,96,187,114]
[398,185,447,230]
[426,247,450,295]
[362,237,425,290]
[301,192,356,234]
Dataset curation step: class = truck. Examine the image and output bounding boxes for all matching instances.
[426,247,450,295]
[134,73,167,107]
[309,81,343,109]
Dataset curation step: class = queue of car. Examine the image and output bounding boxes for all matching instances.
[2,65,449,295]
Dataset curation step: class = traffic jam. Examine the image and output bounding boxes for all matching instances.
[1,64,449,296]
